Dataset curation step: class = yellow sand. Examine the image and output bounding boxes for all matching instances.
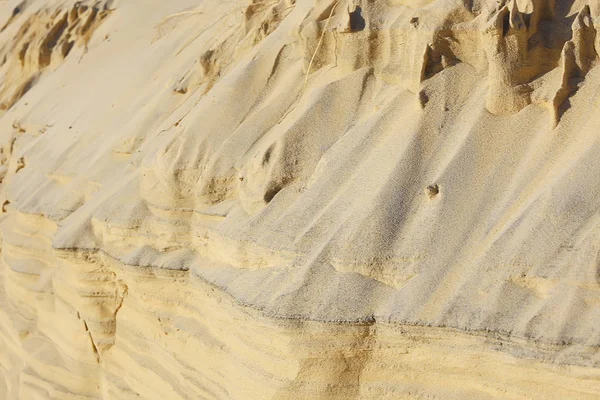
[0,0,599,398]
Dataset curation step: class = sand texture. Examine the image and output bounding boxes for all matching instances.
[0,0,599,398]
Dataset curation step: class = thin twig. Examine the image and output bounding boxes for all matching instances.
[162,10,204,21]
[304,0,340,89]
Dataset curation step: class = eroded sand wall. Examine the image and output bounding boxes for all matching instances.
[0,0,599,398]
[2,215,600,398]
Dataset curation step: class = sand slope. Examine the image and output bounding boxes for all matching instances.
[0,0,599,398]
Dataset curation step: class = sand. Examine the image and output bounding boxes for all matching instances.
[0,0,599,398]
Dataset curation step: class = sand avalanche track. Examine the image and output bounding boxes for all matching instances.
[0,0,600,398]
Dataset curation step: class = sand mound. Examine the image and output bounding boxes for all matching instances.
[0,0,599,398]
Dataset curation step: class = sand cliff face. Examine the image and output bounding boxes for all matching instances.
[1,0,600,398]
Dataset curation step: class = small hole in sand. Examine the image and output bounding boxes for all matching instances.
[349,6,365,32]
[264,185,282,203]
[410,17,419,27]
[426,184,439,199]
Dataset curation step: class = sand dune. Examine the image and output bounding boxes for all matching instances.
[0,0,599,398]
